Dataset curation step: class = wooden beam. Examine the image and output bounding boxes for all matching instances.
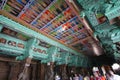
[0,56,18,62]
[0,55,37,64]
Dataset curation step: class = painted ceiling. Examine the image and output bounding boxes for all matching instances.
[0,0,120,66]
[0,0,97,56]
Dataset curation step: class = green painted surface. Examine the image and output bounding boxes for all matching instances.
[77,0,104,11]
[32,45,48,59]
[0,24,3,32]
[56,52,69,65]
[77,0,120,63]
[0,31,88,66]
[46,46,61,62]
[114,52,120,59]
[41,46,57,63]
[0,15,91,67]
[0,33,26,44]
[78,0,120,26]
[105,6,120,20]
[0,33,26,53]
[84,11,99,26]
[93,22,120,60]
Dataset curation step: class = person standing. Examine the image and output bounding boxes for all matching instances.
[90,75,94,80]
[73,74,79,80]
[84,74,90,80]
[106,70,120,80]
[79,74,83,80]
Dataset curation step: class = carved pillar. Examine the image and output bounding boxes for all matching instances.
[18,57,32,80]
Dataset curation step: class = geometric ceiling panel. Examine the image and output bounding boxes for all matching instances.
[1,0,92,54]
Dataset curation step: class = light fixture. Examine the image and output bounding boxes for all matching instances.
[112,63,120,70]
[93,67,99,72]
